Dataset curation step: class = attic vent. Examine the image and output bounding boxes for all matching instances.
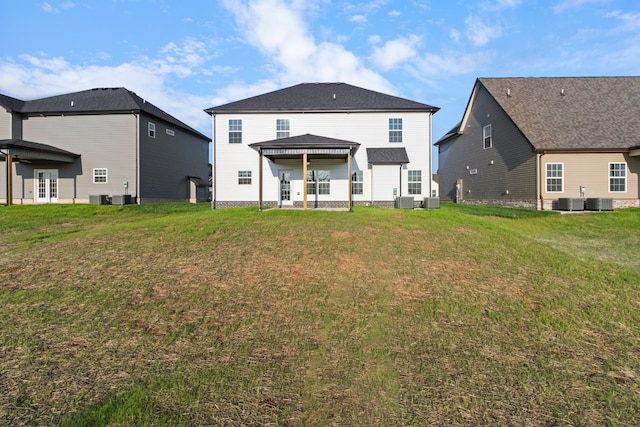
[560,88,565,96]
[333,93,336,100]
[506,88,511,97]
[71,101,74,107]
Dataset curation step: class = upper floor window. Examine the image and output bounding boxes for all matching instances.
[276,119,290,139]
[408,170,422,195]
[351,170,363,195]
[483,124,492,149]
[148,122,156,138]
[389,118,403,143]
[609,163,626,192]
[229,119,242,144]
[546,163,563,192]
[93,168,108,183]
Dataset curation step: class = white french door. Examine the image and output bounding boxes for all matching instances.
[279,170,293,206]
[35,170,59,203]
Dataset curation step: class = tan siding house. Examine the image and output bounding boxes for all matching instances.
[1,88,210,205]
[436,77,640,210]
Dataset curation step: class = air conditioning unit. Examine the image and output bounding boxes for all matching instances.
[395,196,414,209]
[558,198,584,211]
[111,194,132,205]
[585,198,613,211]
[423,197,440,209]
[89,194,109,205]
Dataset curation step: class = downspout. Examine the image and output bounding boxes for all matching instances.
[538,151,544,210]
[212,114,217,209]
[135,113,140,204]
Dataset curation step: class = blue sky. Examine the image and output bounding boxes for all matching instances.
[2,0,639,169]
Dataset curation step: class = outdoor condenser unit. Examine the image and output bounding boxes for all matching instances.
[111,194,132,205]
[585,198,613,211]
[395,196,414,209]
[558,198,584,211]
[423,197,440,209]
[89,194,109,205]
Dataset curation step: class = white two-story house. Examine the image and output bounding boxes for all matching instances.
[205,83,439,209]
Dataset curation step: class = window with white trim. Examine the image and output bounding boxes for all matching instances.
[483,124,492,149]
[229,119,242,144]
[238,170,252,185]
[351,170,363,195]
[389,118,403,143]
[276,119,290,139]
[408,170,422,195]
[307,170,330,195]
[609,162,626,192]
[546,163,563,192]
[93,168,108,183]
[148,122,156,138]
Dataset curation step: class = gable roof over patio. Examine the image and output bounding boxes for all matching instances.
[249,133,360,161]
[0,139,80,163]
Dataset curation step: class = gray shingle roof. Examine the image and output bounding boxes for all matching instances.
[0,138,80,158]
[206,82,439,113]
[366,147,409,164]
[14,88,209,141]
[249,133,360,150]
[0,94,25,112]
[478,77,640,151]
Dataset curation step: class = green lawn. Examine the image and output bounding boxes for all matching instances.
[1,203,639,426]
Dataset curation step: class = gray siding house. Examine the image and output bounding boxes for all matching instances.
[1,88,210,205]
[436,77,640,210]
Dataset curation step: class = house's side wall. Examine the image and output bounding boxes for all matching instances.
[138,114,209,203]
[438,85,537,208]
[21,114,137,203]
[0,109,11,139]
[539,152,640,209]
[212,111,432,207]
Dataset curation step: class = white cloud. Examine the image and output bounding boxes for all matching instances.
[41,1,76,13]
[553,0,608,14]
[450,28,461,43]
[350,14,367,23]
[220,0,394,93]
[465,16,501,46]
[371,35,420,70]
[605,10,640,32]
[415,51,495,78]
[388,10,401,17]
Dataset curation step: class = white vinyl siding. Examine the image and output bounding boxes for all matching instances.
[213,111,432,203]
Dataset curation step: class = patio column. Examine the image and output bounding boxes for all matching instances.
[303,152,308,210]
[258,148,263,211]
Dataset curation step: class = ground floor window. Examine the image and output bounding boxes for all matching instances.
[307,170,330,195]
[238,170,252,185]
[546,163,563,192]
[93,168,108,183]
[408,170,421,195]
[351,170,363,195]
[609,162,626,192]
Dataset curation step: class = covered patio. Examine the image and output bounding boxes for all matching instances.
[249,134,360,211]
[1,139,79,205]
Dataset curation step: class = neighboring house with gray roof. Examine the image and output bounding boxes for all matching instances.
[1,88,210,205]
[205,82,439,209]
[435,77,640,210]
